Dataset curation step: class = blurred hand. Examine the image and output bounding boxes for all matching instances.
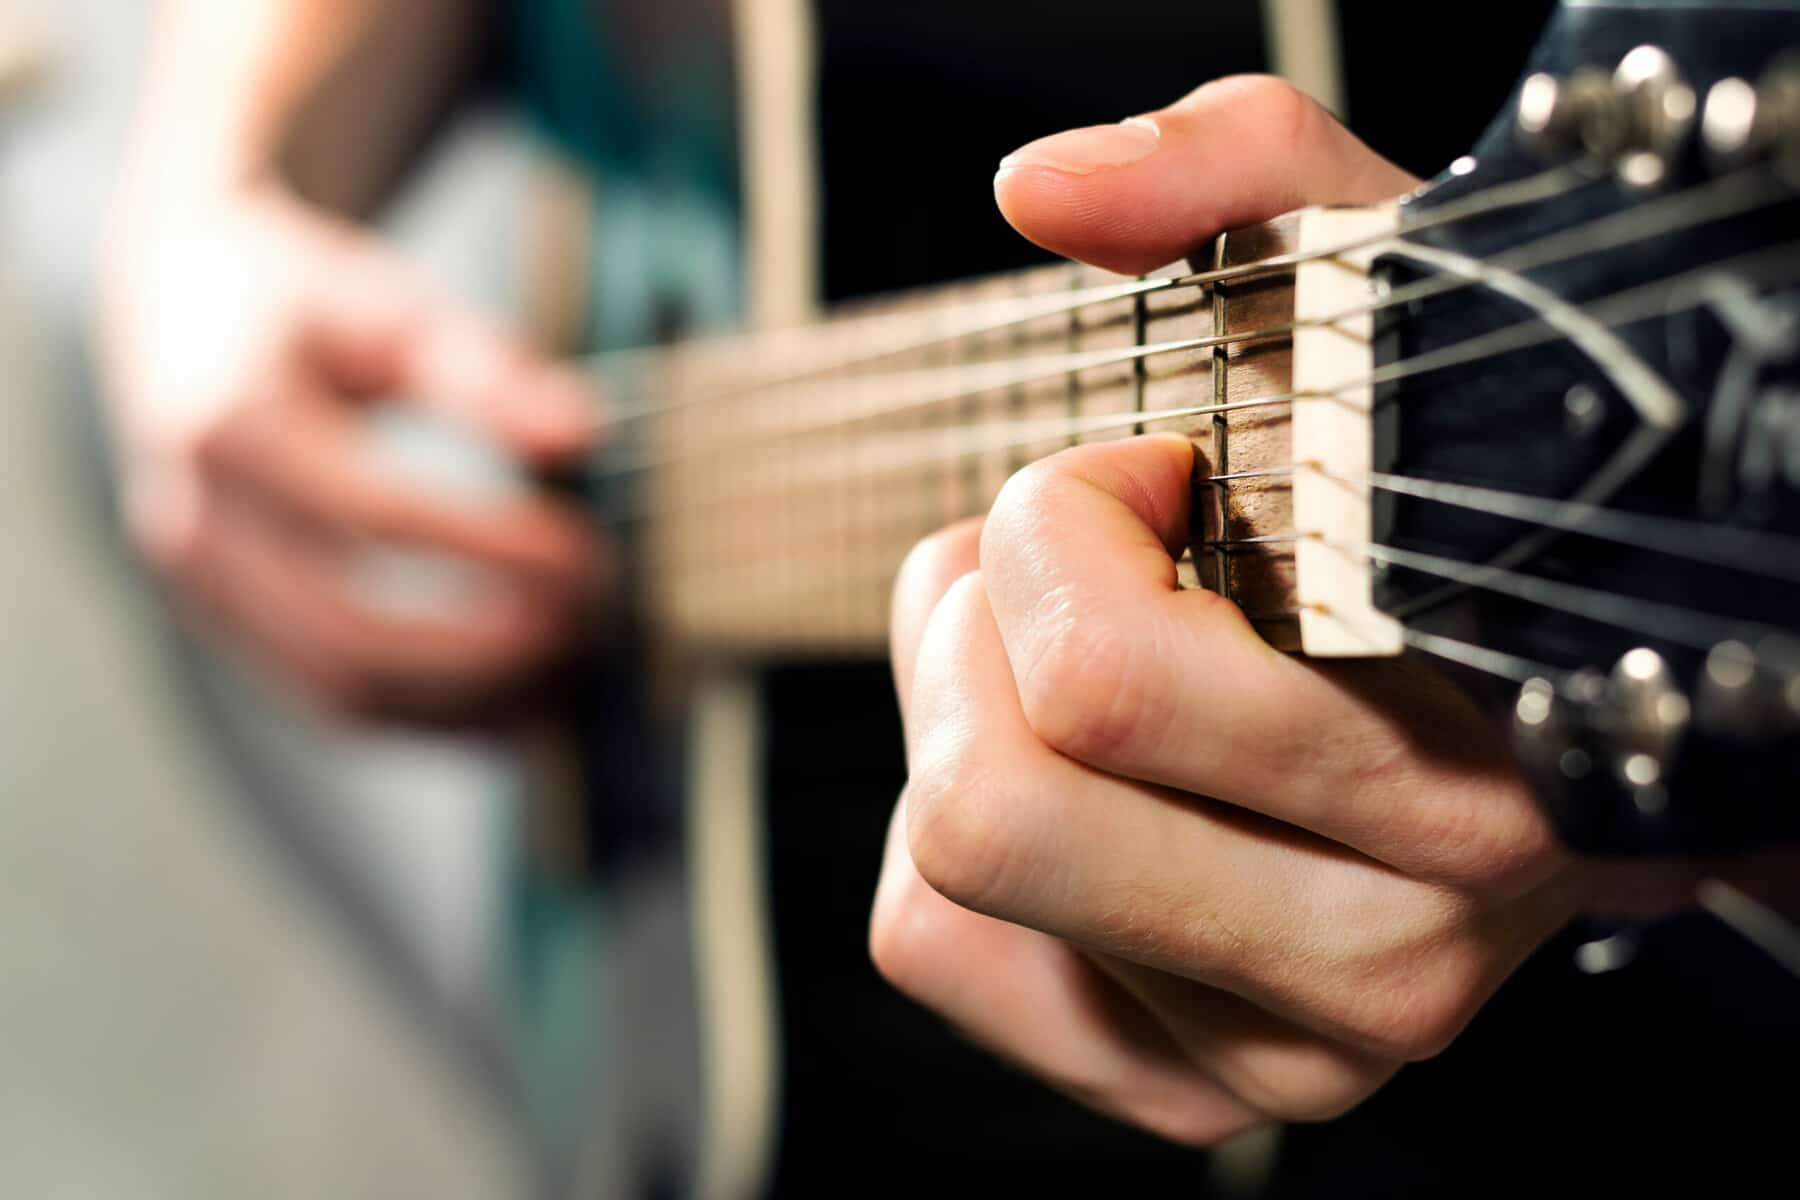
[100,186,607,721]
[871,77,1755,1143]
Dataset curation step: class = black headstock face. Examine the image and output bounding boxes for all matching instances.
[1372,0,1800,854]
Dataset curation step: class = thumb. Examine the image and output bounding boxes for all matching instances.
[304,244,603,464]
[993,75,1421,276]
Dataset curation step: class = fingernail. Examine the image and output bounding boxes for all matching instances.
[997,117,1160,177]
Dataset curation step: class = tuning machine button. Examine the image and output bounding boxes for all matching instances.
[1702,56,1800,181]
[1513,674,1596,783]
[1613,46,1697,188]
[1602,648,1690,812]
[1696,637,1800,740]
[1517,46,1695,187]
[1517,67,1618,159]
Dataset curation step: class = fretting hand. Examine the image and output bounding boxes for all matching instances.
[871,77,1729,1141]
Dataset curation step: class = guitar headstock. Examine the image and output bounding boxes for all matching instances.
[1371,0,1800,854]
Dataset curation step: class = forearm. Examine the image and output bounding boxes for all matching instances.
[121,0,484,219]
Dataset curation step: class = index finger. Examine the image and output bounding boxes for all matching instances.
[980,435,1561,894]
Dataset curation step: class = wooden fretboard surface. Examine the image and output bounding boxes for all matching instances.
[613,214,1302,658]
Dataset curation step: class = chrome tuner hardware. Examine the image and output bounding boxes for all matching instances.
[1604,647,1690,809]
[1517,67,1618,158]
[1696,637,1800,741]
[1513,652,1696,821]
[1702,56,1800,180]
[1516,45,1695,187]
[1512,674,1594,783]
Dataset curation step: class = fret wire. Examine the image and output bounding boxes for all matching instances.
[1007,271,1028,475]
[1200,534,1303,548]
[1065,261,1081,448]
[1132,274,1148,437]
[1204,467,1296,483]
[1210,227,1234,606]
[960,279,982,520]
[930,287,951,550]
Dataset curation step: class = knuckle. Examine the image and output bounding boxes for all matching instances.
[1357,757,1561,896]
[903,755,1025,918]
[988,466,1167,766]
[983,454,1066,570]
[1228,73,1318,154]
[867,873,951,999]
[1229,1050,1398,1124]
[1338,956,1487,1062]
[1437,804,1561,896]
[1114,1097,1261,1149]
[124,475,204,579]
[893,522,982,623]
[1014,610,1144,765]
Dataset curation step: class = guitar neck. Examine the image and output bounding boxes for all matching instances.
[614,214,1303,658]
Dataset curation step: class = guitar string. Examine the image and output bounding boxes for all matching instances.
[651,496,1787,673]
[1195,467,1800,586]
[610,238,1800,522]
[1695,879,1800,980]
[646,511,1579,694]
[589,165,1788,478]
[1333,539,1761,653]
[593,163,1595,425]
[644,262,1800,683]
[644,470,1712,701]
[1396,628,1563,685]
[651,470,1797,705]
[595,328,1298,478]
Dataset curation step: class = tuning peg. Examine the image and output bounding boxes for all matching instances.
[1613,46,1697,188]
[1513,675,1594,782]
[1697,637,1800,740]
[1702,57,1800,181]
[1598,648,1690,814]
[1517,67,1620,159]
[1517,46,1696,188]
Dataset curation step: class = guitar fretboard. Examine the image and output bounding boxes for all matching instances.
[608,214,1304,657]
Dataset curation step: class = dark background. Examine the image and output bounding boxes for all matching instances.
[815,0,1559,302]
[762,3,1794,1196]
